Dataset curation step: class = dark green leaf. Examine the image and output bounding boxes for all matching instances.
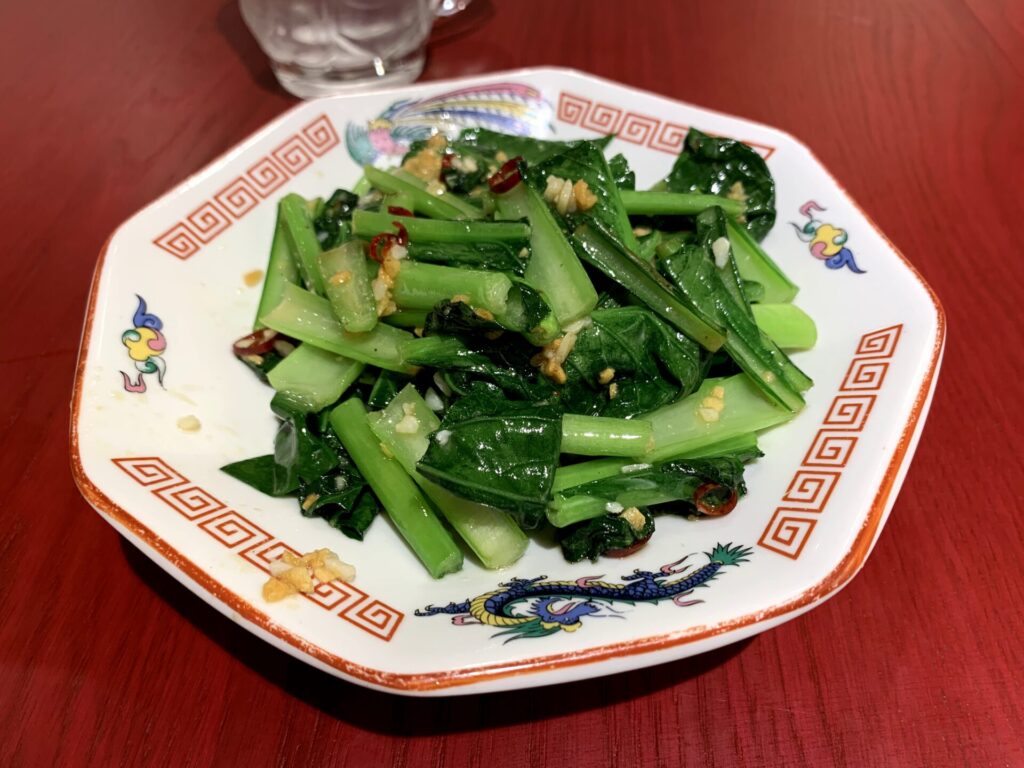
[297,454,378,540]
[657,220,807,411]
[453,128,613,167]
[367,370,411,410]
[560,307,703,417]
[411,314,556,402]
[665,128,776,241]
[221,402,382,539]
[220,455,292,496]
[502,278,555,336]
[313,188,358,249]
[529,140,639,251]
[407,241,530,276]
[556,455,751,512]
[558,511,655,562]
[608,153,636,190]
[273,413,339,489]
[417,388,562,528]
[424,299,504,337]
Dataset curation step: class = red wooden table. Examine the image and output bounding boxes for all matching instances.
[2,0,1023,765]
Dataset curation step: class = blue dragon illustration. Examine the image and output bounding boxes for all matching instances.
[417,543,752,641]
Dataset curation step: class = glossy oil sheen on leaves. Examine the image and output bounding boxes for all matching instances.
[665,128,776,241]
[416,387,562,528]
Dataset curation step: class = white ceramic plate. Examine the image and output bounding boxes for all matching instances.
[72,68,944,696]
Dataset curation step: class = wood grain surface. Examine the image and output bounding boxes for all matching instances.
[2,0,1023,765]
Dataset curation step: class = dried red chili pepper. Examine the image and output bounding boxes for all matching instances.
[369,232,397,263]
[232,328,278,357]
[487,155,525,194]
[606,534,652,558]
[391,220,409,246]
[369,220,409,262]
[387,206,413,217]
[693,483,738,516]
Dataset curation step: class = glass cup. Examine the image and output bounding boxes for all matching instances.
[239,0,467,98]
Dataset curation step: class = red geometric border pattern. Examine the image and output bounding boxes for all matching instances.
[110,456,404,640]
[841,358,890,391]
[822,394,876,431]
[556,92,776,159]
[759,325,903,559]
[780,470,841,513]
[758,509,819,559]
[152,114,340,260]
[154,483,227,521]
[802,432,859,468]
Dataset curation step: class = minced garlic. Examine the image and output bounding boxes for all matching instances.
[395,403,420,435]
[262,549,355,603]
[401,133,447,182]
[176,415,201,432]
[531,328,582,385]
[711,237,731,269]
[620,507,646,532]
[329,270,352,286]
[543,175,597,215]
[726,181,748,204]
[372,245,405,317]
[697,384,727,423]
[697,407,721,423]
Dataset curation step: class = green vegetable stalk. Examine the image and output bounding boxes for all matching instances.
[253,205,300,329]
[318,240,377,333]
[260,283,416,373]
[619,190,745,218]
[367,385,529,569]
[352,210,530,244]
[280,193,326,295]
[330,398,463,578]
[266,343,364,413]
[392,261,513,316]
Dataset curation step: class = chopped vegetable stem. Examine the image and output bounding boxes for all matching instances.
[561,414,654,457]
[753,303,817,350]
[330,399,463,578]
[393,262,512,315]
[727,219,798,303]
[280,194,326,295]
[352,210,529,244]
[571,221,726,351]
[364,166,483,221]
[646,374,792,461]
[619,190,745,218]
[260,283,416,373]
[266,343,364,413]
[367,386,529,569]
[501,182,598,325]
[318,241,377,333]
[254,206,300,329]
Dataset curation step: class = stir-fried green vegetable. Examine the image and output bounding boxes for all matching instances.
[222,126,816,576]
